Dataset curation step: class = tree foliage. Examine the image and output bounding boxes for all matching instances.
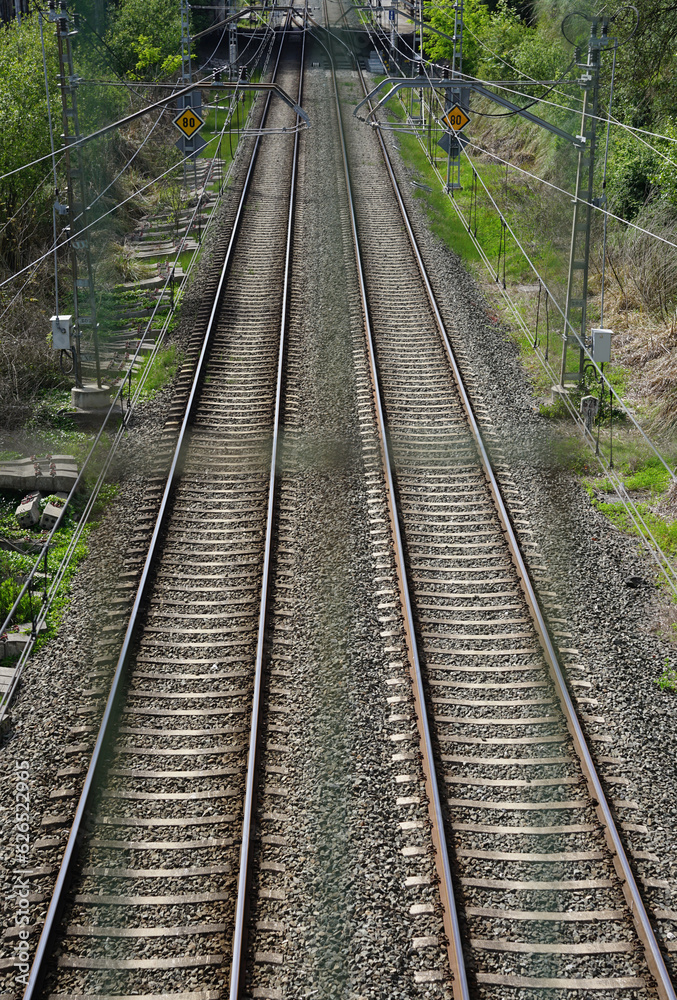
[423,0,677,220]
[105,0,184,79]
[0,13,59,266]
[424,0,570,79]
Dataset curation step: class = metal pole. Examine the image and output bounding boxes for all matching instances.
[53,0,102,389]
[560,16,606,388]
[229,0,238,78]
[390,0,396,59]
[443,0,463,191]
[180,0,192,187]
[53,2,81,388]
[40,11,60,318]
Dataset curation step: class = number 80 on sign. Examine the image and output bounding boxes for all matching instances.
[441,104,471,132]
[173,108,205,138]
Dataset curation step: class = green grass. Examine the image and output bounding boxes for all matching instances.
[655,658,677,692]
[393,124,482,265]
[589,497,677,554]
[385,99,561,286]
[383,85,677,592]
[582,451,677,558]
[143,250,193,272]
[0,498,90,632]
[620,460,672,494]
[587,454,674,497]
[134,343,182,400]
[199,91,257,164]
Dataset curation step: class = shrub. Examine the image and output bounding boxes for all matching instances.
[105,0,184,80]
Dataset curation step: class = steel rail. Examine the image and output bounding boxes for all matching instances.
[350,28,677,1000]
[316,9,470,999]
[21,30,291,1000]
[228,18,305,1000]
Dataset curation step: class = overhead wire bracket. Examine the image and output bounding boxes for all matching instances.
[354,76,579,145]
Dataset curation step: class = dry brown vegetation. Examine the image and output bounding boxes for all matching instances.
[0,111,180,436]
[471,106,677,434]
[587,205,677,431]
[0,266,69,431]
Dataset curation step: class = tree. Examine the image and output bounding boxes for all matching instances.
[105,0,184,80]
[425,0,530,78]
[0,13,60,271]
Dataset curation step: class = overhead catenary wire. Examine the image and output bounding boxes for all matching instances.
[383,70,677,481]
[0,162,59,240]
[0,76,221,183]
[359,0,677,161]
[359,45,677,252]
[462,136,677,250]
[0,97,307,293]
[366,0,677,172]
[397,102,677,592]
[419,0,584,102]
[360,4,677,480]
[0,91,187,322]
[463,75,677,172]
[0,0,284,700]
[367,17,677,173]
[79,85,193,218]
[0,231,69,326]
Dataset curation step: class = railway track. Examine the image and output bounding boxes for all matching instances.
[321,5,677,997]
[10,7,677,1000]
[21,26,304,1000]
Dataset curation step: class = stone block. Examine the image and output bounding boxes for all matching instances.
[40,492,69,531]
[15,492,41,528]
[71,384,112,410]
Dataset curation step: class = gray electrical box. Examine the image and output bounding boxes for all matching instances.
[50,315,73,351]
[591,327,613,364]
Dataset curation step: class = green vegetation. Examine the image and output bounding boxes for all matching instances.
[0,0,266,434]
[655,658,677,692]
[135,342,182,399]
[407,0,677,432]
[376,0,677,574]
[0,478,121,639]
[0,490,88,632]
[104,0,183,79]
[426,0,570,82]
[0,14,59,251]
[200,91,258,162]
[582,453,677,556]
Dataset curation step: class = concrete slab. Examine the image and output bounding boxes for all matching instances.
[16,492,41,528]
[66,401,126,428]
[551,383,575,405]
[71,384,111,410]
[1,622,47,662]
[120,272,185,290]
[40,492,69,531]
[0,456,78,494]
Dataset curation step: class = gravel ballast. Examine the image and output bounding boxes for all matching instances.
[382,120,677,969]
[1,29,676,1000]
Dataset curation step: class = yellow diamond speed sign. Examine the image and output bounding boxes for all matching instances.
[173,108,205,139]
[441,104,470,132]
